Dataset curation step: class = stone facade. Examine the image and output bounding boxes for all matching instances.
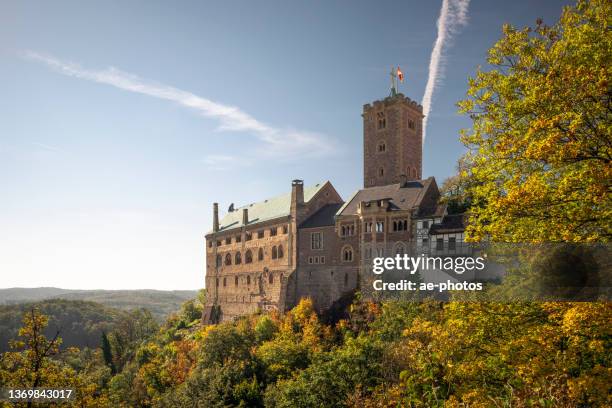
[363,93,423,188]
[203,92,465,324]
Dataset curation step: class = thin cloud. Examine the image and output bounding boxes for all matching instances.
[421,0,470,141]
[22,51,335,161]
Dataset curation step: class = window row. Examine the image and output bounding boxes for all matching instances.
[392,219,408,231]
[212,225,289,247]
[365,221,385,233]
[340,224,355,237]
[216,245,284,267]
[308,256,325,264]
[216,272,276,287]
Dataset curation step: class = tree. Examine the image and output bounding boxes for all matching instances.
[101,331,116,375]
[457,0,611,242]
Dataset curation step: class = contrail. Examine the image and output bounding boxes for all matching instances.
[22,51,334,160]
[421,0,470,141]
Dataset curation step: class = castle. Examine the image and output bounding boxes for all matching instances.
[203,90,466,323]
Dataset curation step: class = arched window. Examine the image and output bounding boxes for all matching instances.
[403,220,408,230]
[245,250,253,264]
[379,167,384,177]
[278,245,284,258]
[235,276,239,286]
[223,277,227,287]
[216,255,222,267]
[247,275,251,285]
[378,142,386,152]
[395,243,406,255]
[235,252,242,265]
[258,248,264,261]
[342,245,354,262]
[269,273,274,284]
[272,246,278,259]
[225,253,232,266]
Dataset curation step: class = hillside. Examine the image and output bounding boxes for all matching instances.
[0,299,132,353]
[0,288,197,321]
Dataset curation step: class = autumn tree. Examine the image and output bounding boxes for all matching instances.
[458,0,611,242]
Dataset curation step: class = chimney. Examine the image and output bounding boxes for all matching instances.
[213,202,219,232]
[242,208,249,226]
[291,179,304,207]
[290,179,305,222]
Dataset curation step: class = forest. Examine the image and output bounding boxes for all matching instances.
[1,0,610,406]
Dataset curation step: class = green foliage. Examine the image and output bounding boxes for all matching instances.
[457,0,611,242]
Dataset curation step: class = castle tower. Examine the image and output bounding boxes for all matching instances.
[362,93,423,188]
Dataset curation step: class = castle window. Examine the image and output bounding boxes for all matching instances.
[247,275,251,285]
[377,111,386,129]
[341,225,355,237]
[314,256,319,264]
[270,227,278,236]
[216,255,222,268]
[223,277,227,287]
[311,232,323,249]
[257,230,264,239]
[216,278,219,287]
[365,222,373,233]
[320,256,325,264]
[235,235,241,243]
[308,256,313,264]
[376,221,384,233]
[269,273,274,284]
[258,248,264,261]
[235,252,242,264]
[245,250,253,264]
[282,225,288,234]
[436,238,444,251]
[278,245,284,258]
[225,253,232,266]
[245,232,252,241]
[378,142,386,152]
[449,237,456,251]
[272,246,278,259]
[395,243,406,255]
[378,167,384,177]
[408,119,415,130]
[342,246,354,262]
[235,276,239,286]
[225,237,231,245]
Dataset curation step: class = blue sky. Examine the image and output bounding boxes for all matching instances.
[0,0,570,290]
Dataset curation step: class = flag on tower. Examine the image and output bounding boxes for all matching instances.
[397,66,404,83]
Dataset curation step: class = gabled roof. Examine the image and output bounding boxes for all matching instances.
[429,214,467,234]
[336,177,436,216]
[300,203,344,229]
[211,182,329,234]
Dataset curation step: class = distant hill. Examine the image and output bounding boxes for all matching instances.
[0,287,198,322]
[0,299,129,353]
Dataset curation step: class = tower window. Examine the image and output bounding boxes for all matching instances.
[408,119,415,130]
[258,248,264,261]
[378,142,386,152]
[377,112,386,129]
[342,246,354,262]
[378,167,384,177]
[311,232,323,250]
